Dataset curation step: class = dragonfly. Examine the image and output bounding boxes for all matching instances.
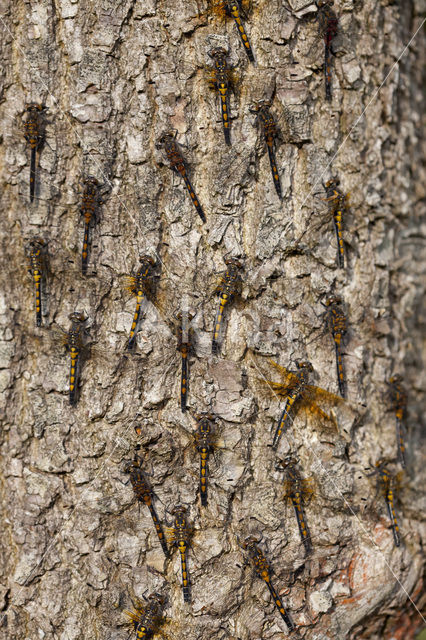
[207,47,236,146]
[123,592,166,639]
[258,359,345,449]
[249,100,283,199]
[212,256,243,355]
[192,412,218,507]
[240,535,295,632]
[246,89,312,201]
[25,236,48,327]
[156,132,206,223]
[172,310,194,413]
[167,505,192,603]
[22,103,49,202]
[53,311,91,406]
[295,177,349,269]
[366,461,403,548]
[277,456,313,557]
[323,178,348,268]
[316,0,339,101]
[387,375,407,468]
[77,176,110,275]
[323,295,347,398]
[122,255,157,352]
[125,452,169,557]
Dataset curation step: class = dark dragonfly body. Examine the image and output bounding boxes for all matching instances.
[25,237,47,327]
[376,464,401,547]
[280,459,312,556]
[170,506,191,603]
[65,312,86,405]
[208,47,233,146]
[126,255,156,351]
[126,456,169,556]
[249,101,282,199]
[325,296,347,398]
[273,362,313,449]
[79,176,104,275]
[212,257,243,355]
[242,537,295,631]
[124,592,166,640]
[157,133,206,222]
[23,103,48,203]
[175,311,193,412]
[222,0,255,62]
[323,178,347,268]
[316,1,338,101]
[388,375,407,468]
[194,413,216,507]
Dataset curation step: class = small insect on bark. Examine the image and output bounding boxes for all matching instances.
[25,236,48,327]
[156,132,206,222]
[22,103,48,203]
[212,256,243,356]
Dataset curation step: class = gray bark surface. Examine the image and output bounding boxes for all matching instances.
[0,0,425,639]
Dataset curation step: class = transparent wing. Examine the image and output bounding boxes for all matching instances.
[266,359,300,388]
[303,384,346,406]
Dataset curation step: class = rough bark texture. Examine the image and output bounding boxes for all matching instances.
[0,0,425,639]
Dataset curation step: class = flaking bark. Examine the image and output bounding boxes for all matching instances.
[0,1,425,639]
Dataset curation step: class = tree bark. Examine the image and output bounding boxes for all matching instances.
[0,0,425,639]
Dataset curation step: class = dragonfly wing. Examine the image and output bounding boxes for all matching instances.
[267,359,299,386]
[304,384,346,406]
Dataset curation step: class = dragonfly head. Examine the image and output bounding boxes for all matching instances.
[325,295,342,307]
[68,311,86,323]
[389,373,403,385]
[241,535,261,551]
[171,504,187,516]
[317,0,333,7]
[156,132,174,148]
[276,454,299,471]
[249,99,272,114]
[148,592,166,607]
[295,361,313,373]
[208,46,228,60]
[25,103,47,113]
[224,256,244,269]
[25,237,45,253]
[324,177,340,190]
[84,175,100,186]
[139,254,156,266]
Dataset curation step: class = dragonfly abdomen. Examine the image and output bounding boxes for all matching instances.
[228,2,255,62]
[273,391,299,448]
[265,580,295,631]
[127,290,145,350]
[199,446,209,506]
[266,139,282,199]
[291,494,312,555]
[69,346,80,405]
[385,487,401,547]
[178,540,190,602]
[212,293,229,354]
[333,205,345,267]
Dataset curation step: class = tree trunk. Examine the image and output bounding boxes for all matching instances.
[0,1,424,639]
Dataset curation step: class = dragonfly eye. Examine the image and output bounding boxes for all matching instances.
[171,505,187,515]
[325,295,340,306]
[68,311,86,322]
[25,102,43,112]
[139,254,155,266]
[85,175,99,185]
